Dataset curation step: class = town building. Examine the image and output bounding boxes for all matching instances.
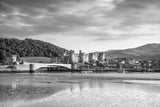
[12,55,17,63]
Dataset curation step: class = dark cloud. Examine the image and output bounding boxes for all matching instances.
[108,0,160,25]
[0,0,160,40]
[0,0,94,36]
[0,0,91,15]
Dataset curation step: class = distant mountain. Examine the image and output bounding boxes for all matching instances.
[104,43,160,60]
[0,38,67,64]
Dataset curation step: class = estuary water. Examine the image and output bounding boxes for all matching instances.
[0,73,160,107]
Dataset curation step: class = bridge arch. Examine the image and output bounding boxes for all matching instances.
[28,63,72,70]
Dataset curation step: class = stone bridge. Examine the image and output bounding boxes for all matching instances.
[16,63,72,71]
[32,63,72,70]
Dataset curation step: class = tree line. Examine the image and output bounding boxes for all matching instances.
[0,38,67,64]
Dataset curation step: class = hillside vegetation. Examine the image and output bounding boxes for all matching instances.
[0,38,66,64]
[104,43,160,60]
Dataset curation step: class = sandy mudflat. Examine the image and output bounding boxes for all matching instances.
[40,72,160,81]
[1,73,160,107]
[1,72,160,80]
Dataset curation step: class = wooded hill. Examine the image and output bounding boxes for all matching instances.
[103,43,160,60]
[0,38,67,64]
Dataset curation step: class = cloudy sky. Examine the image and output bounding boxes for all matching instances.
[0,0,160,52]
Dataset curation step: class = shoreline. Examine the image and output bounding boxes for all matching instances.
[62,73,160,81]
[1,72,160,81]
[1,70,160,81]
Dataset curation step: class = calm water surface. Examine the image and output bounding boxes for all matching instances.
[0,73,160,107]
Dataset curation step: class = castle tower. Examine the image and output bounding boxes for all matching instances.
[98,52,105,62]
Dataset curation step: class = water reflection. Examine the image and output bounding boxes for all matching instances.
[69,80,105,92]
[1,74,160,107]
[0,74,68,103]
[66,80,160,107]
